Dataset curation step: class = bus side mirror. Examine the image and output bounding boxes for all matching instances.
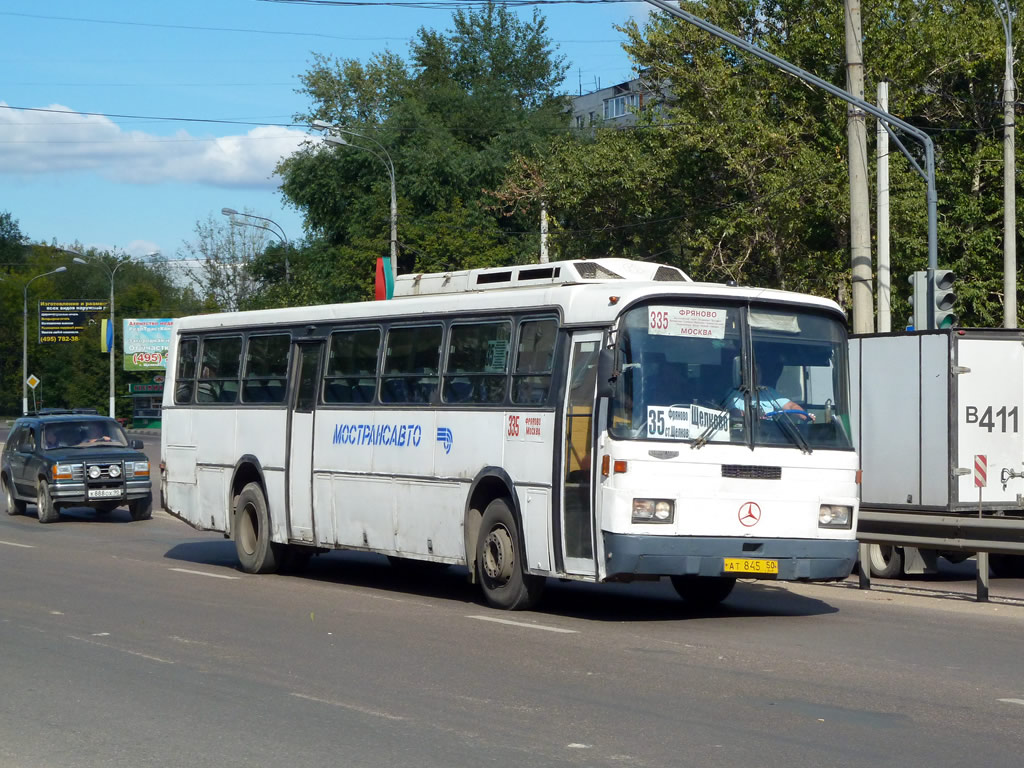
[596,348,615,399]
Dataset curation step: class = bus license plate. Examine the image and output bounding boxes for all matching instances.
[88,489,122,499]
[723,558,778,575]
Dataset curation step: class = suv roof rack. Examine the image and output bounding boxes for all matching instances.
[33,407,100,416]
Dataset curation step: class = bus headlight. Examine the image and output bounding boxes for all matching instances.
[633,498,674,524]
[818,504,852,529]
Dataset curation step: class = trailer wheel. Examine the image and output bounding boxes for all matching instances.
[868,544,903,579]
[990,554,1024,578]
[233,482,282,574]
[476,498,544,610]
[670,576,736,608]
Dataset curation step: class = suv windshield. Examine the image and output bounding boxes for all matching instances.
[609,301,852,451]
[41,420,129,449]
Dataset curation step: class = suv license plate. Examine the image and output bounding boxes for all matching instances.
[88,489,122,499]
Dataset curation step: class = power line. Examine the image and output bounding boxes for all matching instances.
[0,104,300,129]
[0,10,406,41]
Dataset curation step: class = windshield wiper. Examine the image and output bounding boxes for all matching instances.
[691,389,740,450]
[758,388,812,454]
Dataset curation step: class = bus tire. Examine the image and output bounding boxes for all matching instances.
[670,576,735,608]
[476,497,544,610]
[233,482,282,574]
[3,474,26,516]
[36,479,59,524]
[868,544,903,579]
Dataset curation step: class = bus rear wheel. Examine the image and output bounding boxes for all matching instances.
[476,498,544,611]
[234,482,282,574]
[670,576,736,608]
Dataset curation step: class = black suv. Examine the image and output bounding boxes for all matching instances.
[1,410,153,523]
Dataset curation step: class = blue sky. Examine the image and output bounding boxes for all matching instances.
[1,0,647,261]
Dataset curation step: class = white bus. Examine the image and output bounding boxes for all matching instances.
[160,258,858,610]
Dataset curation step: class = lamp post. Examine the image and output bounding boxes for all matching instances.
[311,121,397,287]
[23,266,69,415]
[221,208,291,284]
[94,257,133,419]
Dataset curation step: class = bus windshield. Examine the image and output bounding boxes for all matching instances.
[609,302,852,450]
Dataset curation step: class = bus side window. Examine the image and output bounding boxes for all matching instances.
[443,321,511,404]
[380,325,442,405]
[242,334,290,404]
[512,318,558,405]
[323,328,381,405]
[197,336,242,404]
[174,337,199,404]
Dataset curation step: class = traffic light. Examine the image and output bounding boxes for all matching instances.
[931,269,957,329]
[908,270,928,331]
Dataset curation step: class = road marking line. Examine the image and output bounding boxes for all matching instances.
[0,540,34,548]
[168,567,240,580]
[466,615,578,634]
[67,634,174,664]
[290,692,406,721]
[998,698,1024,707]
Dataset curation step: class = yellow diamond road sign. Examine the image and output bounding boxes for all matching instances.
[26,374,39,390]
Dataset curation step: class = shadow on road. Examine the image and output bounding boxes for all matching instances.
[162,541,840,621]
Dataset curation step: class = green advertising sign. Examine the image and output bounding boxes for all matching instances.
[123,318,174,371]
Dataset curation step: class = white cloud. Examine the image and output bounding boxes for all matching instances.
[0,103,308,188]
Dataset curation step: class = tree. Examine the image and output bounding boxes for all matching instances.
[272,3,569,306]
[177,214,270,312]
[497,0,1019,327]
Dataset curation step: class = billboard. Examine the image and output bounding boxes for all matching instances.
[38,300,108,343]
[123,318,174,370]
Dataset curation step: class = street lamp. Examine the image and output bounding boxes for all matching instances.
[220,208,290,283]
[311,120,398,288]
[96,257,133,419]
[22,266,71,415]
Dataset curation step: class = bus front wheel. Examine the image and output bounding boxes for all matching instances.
[670,576,736,608]
[234,483,282,574]
[476,498,544,611]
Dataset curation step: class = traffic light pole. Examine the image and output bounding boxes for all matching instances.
[642,0,940,326]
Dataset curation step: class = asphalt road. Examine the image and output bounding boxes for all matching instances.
[1,430,1024,767]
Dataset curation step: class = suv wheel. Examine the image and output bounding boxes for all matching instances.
[3,475,26,516]
[129,494,153,522]
[36,479,60,524]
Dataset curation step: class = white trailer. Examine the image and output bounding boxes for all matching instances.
[850,328,1024,577]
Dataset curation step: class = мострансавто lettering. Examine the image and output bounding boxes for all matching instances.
[333,423,423,447]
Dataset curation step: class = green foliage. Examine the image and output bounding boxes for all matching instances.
[0,226,204,417]
[495,0,1020,327]
[273,2,568,306]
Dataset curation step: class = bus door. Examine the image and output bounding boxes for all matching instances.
[287,341,323,543]
[560,332,602,575]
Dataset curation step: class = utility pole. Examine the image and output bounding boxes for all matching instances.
[845,0,873,333]
[994,0,1016,328]
[540,201,549,264]
[876,80,891,332]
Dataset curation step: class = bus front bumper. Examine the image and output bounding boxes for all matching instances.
[602,532,857,582]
